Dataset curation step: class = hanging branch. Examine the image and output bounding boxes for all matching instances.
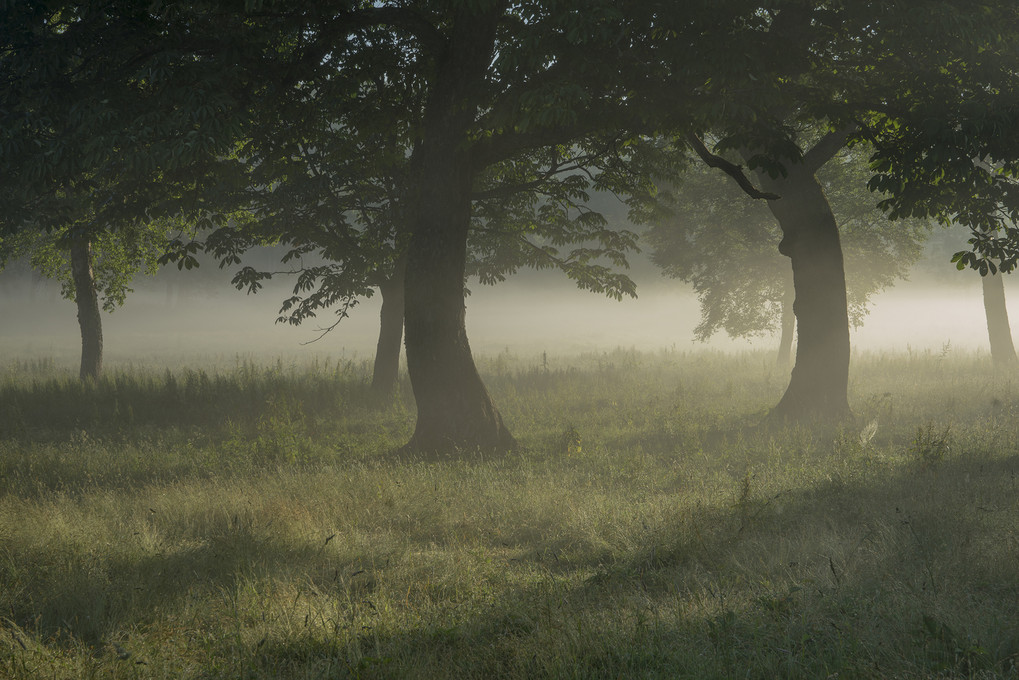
[685,133,780,201]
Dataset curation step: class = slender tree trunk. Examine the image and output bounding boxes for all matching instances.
[401,7,515,453]
[69,233,103,381]
[982,271,1017,366]
[369,261,406,405]
[777,270,795,367]
[756,164,851,420]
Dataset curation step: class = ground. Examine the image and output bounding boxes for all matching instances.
[0,348,1017,678]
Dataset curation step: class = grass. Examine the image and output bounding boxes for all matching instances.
[0,348,1017,678]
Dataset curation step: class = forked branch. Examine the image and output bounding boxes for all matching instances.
[686,134,780,201]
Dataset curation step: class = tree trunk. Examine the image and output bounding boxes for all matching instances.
[777,270,795,367]
[369,261,406,405]
[401,7,515,453]
[757,164,851,420]
[982,271,1017,366]
[69,233,103,381]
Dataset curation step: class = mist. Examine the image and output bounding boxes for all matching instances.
[0,253,1005,370]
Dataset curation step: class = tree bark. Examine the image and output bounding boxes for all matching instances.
[69,233,103,381]
[777,270,795,367]
[756,163,851,420]
[369,261,406,405]
[982,271,1017,366]
[401,6,515,453]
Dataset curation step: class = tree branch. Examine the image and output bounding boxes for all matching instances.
[471,160,605,201]
[296,297,357,345]
[802,125,856,173]
[473,127,573,167]
[686,134,780,201]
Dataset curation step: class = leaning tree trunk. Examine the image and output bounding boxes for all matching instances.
[757,164,851,421]
[982,270,1017,366]
[401,7,515,453]
[69,233,103,381]
[777,270,795,367]
[369,261,406,405]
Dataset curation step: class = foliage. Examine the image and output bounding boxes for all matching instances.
[0,0,257,300]
[181,13,423,330]
[826,2,1019,274]
[0,219,184,312]
[4,0,1019,302]
[1,2,254,222]
[654,1,1019,279]
[467,144,648,301]
[171,7,678,332]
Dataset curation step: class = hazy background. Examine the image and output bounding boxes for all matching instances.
[0,239,1005,371]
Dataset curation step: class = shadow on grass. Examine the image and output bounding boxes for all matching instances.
[3,518,334,650]
[242,452,1019,678]
[0,364,408,439]
[0,372,415,501]
[3,437,1019,677]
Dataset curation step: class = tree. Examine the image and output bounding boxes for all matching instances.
[684,126,858,418]
[388,1,720,451]
[170,50,642,408]
[10,0,1017,441]
[0,3,255,220]
[848,4,1019,363]
[905,222,1018,365]
[0,219,179,380]
[646,140,930,366]
[468,146,643,304]
[852,6,1019,288]
[162,0,727,452]
[263,147,643,406]
[0,1,258,353]
[661,0,1019,420]
[981,269,1017,366]
[0,2,284,383]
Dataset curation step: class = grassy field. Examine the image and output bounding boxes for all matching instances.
[0,348,1017,678]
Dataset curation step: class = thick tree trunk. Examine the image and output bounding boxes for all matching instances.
[757,164,851,420]
[369,262,406,405]
[69,233,103,381]
[982,271,1017,366]
[401,7,515,453]
[777,270,795,367]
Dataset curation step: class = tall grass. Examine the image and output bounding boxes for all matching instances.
[1,349,1017,678]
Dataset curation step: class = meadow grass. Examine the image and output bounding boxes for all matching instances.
[0,348,1017,678]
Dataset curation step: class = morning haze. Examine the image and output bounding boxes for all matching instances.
[2,2,1019,678]
[0,240,1005,366]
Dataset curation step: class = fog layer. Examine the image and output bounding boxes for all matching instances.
[0,264,1005,370]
